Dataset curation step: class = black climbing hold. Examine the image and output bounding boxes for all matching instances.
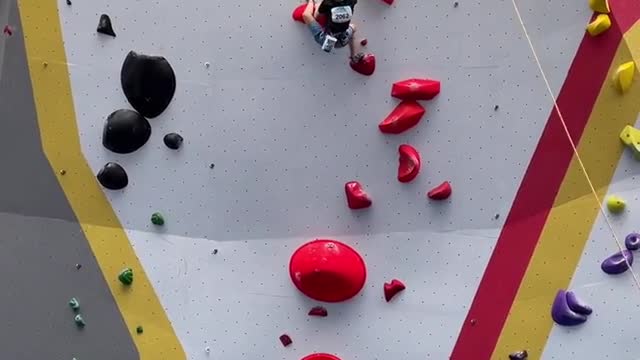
[494,105,499,111]
[209,163,215,169]
[121,51,176,118]
[66,0,72,5]
[453,1,459,7]
[97,14,116,37]
[97,162,128,190]
[75,263,82,270]
[102,109,151,154]
[509,350,528,360]
[163,133,184,150]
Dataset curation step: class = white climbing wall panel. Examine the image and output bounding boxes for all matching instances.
[56,0,601,358]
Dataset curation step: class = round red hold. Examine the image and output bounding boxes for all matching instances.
[289,239,366,303]
[302,354,342,360]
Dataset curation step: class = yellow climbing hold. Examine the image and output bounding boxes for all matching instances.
[589,0,610,13]
[619,125,640,160]
[586,14,611,36]
[606,195,626,214]
[613,61,635,93]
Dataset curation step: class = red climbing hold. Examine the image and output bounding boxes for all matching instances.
[3,25,13,36]
[398,144,421,183]
[345,181,372,210]
[302,354,342,360]
[289,239,367,303]
[308,306,328,317]
[427,181,452,200]
[292,4,328,27]
[392,78,440,101]
[279,334,293,347]
[378,101,425,134]
[382,0,394,4]
[350,53,376,76]
[384,279,406,302]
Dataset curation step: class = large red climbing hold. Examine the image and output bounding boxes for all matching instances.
[384,279,406,302]
[427,181,452,200]
[392,78,441,101]
[350,54,376,76]
[345,181,372,210]
[382,0,394,4]
[292,4,328,27]
[302,354,342,360]
[289,239,367,303]
[398,144,421,183]
[378,101,425,134]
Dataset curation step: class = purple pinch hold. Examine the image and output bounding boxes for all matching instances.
[551,289,588,326]
[565,291,592,315]
[601,250,634,275]
[625,233,640,251]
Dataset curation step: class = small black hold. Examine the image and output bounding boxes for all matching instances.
[494,213,500,220]
[75,263,82,270]
[97,14,116,37]
[66,0,72,5]
[121,51,176,118]
[509,350,528,360]
[454,1,459,7]
[209,163,215,169]
[163,133,184,150]
[97,162,129,190]
[212,249,218,255]
[102,109,151,154]
[494,105,499,111]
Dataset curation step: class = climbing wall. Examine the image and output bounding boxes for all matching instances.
[4,0,640,358]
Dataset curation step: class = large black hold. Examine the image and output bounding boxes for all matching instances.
[163,133,184,150]
[97,14,116,37]
[121,51,176,118]
[97,162,129,190]
[102,109,151,154]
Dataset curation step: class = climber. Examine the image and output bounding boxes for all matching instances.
[301,0,364,63]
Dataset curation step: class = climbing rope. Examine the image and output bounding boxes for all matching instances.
[510,0,640,292]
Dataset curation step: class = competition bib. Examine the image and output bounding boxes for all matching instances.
[331,6,353,24]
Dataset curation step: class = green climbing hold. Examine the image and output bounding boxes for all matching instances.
[69,297,80,311]
[118,267,134,285]
[136,325,144,334]
[74,314,86,327]
[151,212,165,226]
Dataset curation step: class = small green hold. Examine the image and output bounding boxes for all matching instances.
[151,212,165,226]
[118,267,134,285]
[136,325,144,334]
[74,314,86,327]
[69,297,80,311]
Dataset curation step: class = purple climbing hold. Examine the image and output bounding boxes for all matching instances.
[625,233,640,251]
[551,289,588,326]
[565,290,592,315]
[601,249,634,275]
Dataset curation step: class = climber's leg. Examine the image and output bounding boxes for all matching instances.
[302,0,316,24]
[346,24,364,62]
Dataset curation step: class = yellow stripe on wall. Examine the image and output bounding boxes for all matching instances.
[491,25,640,359]
[17,0,186,358]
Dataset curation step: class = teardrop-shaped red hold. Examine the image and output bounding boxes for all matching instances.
[384,279,406,302]
[382,0,394,4]
[427,181,452,200]
[391,78,441,101]
[308,306,328,317]
[345,181,372,209]
[350,53,376,76]
[289,239,367,303]
[379,101,426,134]
[398,144,421,183]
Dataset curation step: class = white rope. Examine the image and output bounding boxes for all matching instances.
[509,0,640,292]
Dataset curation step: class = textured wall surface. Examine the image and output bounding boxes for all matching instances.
[6,0,640,359]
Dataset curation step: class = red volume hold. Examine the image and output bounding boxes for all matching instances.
[384,279,406,302]
[427,181,452,200]
[398,144,421,183]
[289,239,367,303]
[345,181,372,210]
[391,78,441,100]
[378,101,426,134]
[382,0,394,4]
